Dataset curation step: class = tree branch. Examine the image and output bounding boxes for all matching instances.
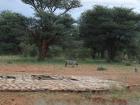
[59,8,71,16]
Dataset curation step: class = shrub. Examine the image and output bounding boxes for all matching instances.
[97,66,107,71]
[125,62,131,66]
[65,48,91,60]
[7,60,13,64]
[47,46,63,58]
[20,43,38,57]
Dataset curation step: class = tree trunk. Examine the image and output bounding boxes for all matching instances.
[107,47,116,62]
[91,48,96,59]
[101,50,105,59]
[38,40,49,61]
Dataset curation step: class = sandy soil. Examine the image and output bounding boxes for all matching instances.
[0,64,139,105]
[0,91,139,105]
[0,64,140,87]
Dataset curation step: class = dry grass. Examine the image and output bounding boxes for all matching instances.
[0,91,140,105]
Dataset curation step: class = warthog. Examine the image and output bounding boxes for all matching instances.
[65,60,78,67]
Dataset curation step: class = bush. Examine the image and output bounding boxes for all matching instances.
[20,43,38,57]
[65,48,91,60]
[47,46,63,58]
[97,66,107,71]
[122,60,132,66]
[77,48,92,59]
[6,60,13,64]
[125,62,132,66]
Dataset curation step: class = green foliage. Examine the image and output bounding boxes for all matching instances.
[0,11,27,54]
[21,0,81,14]
[22,0,81,60]
[1,3,140,62]
[125,62,132,66]
[47,46,63,58]
[79,5,140,61]
[20,42,38,57]
[75,48,91,59]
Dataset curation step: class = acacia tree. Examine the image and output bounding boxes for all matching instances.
[0,11,26,54]
[80,6,140,61]
[79,6,110,59]
[22,0,81,60]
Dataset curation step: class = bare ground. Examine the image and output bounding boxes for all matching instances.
[0,64,140,87]
[0,64,139,105]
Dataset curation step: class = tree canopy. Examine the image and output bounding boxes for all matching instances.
[79,5,140,61]
[22,0,81,15]
[1,3,140,62]
[0,11,27,54]
[22,0,81,60]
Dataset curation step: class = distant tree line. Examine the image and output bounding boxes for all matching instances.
[79,5,140,62]
[0,1,140,62]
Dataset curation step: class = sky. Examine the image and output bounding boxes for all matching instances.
[0,0,140,19]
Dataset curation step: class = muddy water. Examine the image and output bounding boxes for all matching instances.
[0,92,139,105]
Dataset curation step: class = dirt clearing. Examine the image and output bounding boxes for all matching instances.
[0,64,140,88]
